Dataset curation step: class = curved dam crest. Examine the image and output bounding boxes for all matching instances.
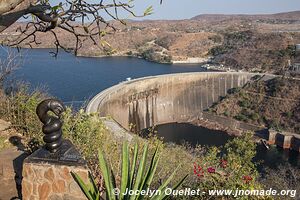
[86,72,275,132]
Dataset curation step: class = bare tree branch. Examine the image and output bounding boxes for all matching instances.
[0,0,155,56]
[0,47,21,86]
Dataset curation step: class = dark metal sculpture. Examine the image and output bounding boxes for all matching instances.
[36,99,66,153]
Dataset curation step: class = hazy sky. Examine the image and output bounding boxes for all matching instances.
[51,0,300,20]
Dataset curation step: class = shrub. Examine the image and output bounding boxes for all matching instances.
[141,49,172,63]
[227,87,241,95]
[72,142,188,200]
[250,113,260,121]
[126,51,133,56]
[224,110,230,116]
[0,85,46,142]
[268,120,282,131]
[155,35,178,50]
[190,133,260,199]
[235,114,248,122]
[208,35,222,43]
[239,99,250,108]
[0,135,11,151]
[285,112,293,118]
[260,164,299,200]
[208,45,228,56]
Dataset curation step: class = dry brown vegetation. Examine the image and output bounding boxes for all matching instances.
[210,30,300,73]
[210,76,300,133]
[2,11,300,71]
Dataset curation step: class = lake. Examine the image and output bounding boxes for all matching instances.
[0,48,207,106]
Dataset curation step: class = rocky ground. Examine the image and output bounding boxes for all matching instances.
[0,119,27,200]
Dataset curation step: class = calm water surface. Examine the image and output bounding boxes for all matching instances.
[142,123,300,169]
[0,48,207,105]
[141,123,233,147]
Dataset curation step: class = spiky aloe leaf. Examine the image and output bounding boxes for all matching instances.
[161,174,188,200]
[120,142,130,200]
[88,171,99,198]
[135,147,160,200]
[71,171,94,200]
[129,143,138,192]
[129,143,148,200]
[110,168,117,194]
[151,166,188,200]
[88,183,96,200]
[98,149,117,200]
[95,191,100,200]
[138,145,160,198]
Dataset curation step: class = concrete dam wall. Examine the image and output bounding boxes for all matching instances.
[86,72,274,131]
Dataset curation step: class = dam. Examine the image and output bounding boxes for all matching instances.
[86,72,275,132]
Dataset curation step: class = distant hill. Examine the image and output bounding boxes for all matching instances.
[191,11,300,21]
[2,11,300,73]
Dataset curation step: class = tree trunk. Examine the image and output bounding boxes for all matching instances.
[0,0,24,15]
[0,0,36,33]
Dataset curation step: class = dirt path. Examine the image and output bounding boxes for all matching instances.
[0,119,27,200]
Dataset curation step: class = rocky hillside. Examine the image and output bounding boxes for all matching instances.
[192,11,300,21]
[208,30,300,73]
[210,76,300,133]
[2,11,300,72]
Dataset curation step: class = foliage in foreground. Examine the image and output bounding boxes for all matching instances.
[0,135,12,151]
[72,142,188,200]
[0,85,46,141]
[188,133,261,200]
[0,84,270,199]
[260,164,299,200]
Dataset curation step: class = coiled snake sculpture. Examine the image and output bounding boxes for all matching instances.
[36,99,66,153]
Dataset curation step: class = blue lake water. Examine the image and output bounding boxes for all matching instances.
[0,48,206,106]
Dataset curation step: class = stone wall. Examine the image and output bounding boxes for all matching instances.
[22,162,89,200]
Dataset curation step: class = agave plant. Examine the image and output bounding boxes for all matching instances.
[72,142,188,200]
